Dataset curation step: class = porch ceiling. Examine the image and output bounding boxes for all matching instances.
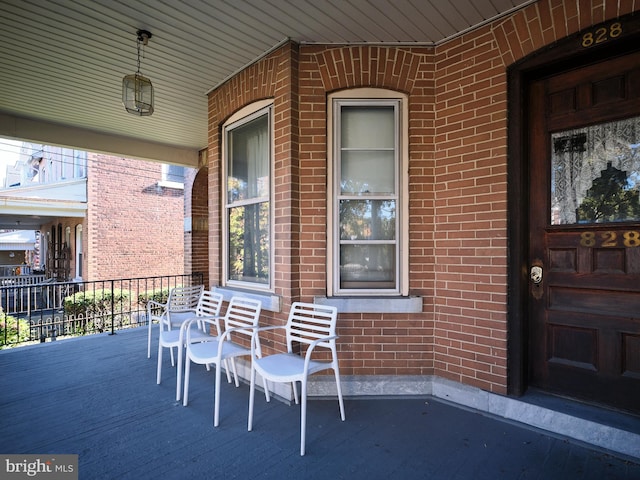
[0,0,534,168]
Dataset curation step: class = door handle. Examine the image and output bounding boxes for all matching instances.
[530,266,543,284]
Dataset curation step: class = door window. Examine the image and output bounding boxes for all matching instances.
[551,116,640,225]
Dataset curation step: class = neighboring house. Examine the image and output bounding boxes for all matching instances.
[199,3,640,418]
[0,143,188,281]
[0,230,37,277]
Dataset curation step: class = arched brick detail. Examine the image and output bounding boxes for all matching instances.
[190,167,209,288]
[314,46,424,92]
[492,0,638,66]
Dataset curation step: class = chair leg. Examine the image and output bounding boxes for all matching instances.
[231,358,240,387]
[248,363,256,432]
[334,367,346,421]
[169,347,176,367]
[183,357,192,406]
[147,320,152,358]
[262,376,270,402]
[223,359,232,383]
[292,381,299,404]
[214,361,222,427]
[300,379,307,456]
[176,344,183,402]
[156,341,163,385]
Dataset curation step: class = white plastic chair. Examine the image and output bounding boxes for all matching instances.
[248,302,345,456]
[156,290,224,401]
[147,284,204,358]
[183,296,268,427]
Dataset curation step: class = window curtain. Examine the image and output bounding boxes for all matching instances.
[340,106,395,195]
[551,116,640,224]
[246,124,268,198]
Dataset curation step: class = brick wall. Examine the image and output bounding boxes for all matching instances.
[42,153,185,282]
[208,43,300,324]
[299,45,437,376]
[87,154,184,280]
[184,150,207,286]
[430,0,638,394]
[188,166,209,288]
[206,1,639,394]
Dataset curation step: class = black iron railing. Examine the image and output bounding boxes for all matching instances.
[0,273,204,348]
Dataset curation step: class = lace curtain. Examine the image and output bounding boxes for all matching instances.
[551,116,640,224]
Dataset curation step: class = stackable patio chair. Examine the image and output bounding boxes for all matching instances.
[183,296,269,427]
[248,302,345,456]
[147,284,204,358]
[156,289,224,401]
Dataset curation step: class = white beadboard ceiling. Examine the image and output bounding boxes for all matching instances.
[0,0,534,167]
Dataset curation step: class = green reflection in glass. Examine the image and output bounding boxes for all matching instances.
[228,202,269,284]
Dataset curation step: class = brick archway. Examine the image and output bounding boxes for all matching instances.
[189,166,209,287]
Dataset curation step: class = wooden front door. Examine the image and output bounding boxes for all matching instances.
[528,50,640,414]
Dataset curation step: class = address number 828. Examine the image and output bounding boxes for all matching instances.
[580,231,640,248]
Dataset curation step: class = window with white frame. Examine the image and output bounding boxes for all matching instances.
[159,164,185,189]
[328,90,408,296]
[223,102,272,289]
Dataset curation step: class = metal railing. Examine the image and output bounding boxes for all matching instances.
[0,273,203,348]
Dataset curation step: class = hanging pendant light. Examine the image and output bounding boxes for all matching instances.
[122,30,154,116]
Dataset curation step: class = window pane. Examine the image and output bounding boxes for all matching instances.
[341,106,394,148]
[551,116,640,224]
[228,114,269,202]
[228,202,269,284]
[340,244,395,288]
[166,165,184,183]
[341,150,395,194]
[340,200,395,240]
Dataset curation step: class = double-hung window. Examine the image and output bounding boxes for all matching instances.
[222,102,272,289]
[328,89,408,296]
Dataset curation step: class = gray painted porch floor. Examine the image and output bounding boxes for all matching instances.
[1,328,638,479]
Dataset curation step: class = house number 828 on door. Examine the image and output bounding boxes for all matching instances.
[580,231,640,248]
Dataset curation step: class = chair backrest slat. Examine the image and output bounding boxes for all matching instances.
[196,290,224,318]
[223,297,262,338]
[287,302,337,348]
[169,285,204,311]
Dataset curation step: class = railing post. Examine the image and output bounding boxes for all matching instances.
[110,280,116,336]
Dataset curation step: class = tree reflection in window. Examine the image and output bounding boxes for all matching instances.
[228,201,269,284]
[551,116,640,225]
[576,162,640,223]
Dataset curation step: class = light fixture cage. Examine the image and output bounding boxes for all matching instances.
[122,72,154,116]
[122,30,154,116]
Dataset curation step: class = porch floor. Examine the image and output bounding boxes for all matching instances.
[1,328,638,479]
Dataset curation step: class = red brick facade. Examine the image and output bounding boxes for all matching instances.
[184,150,210,288]
[206,1,639,395]
[40,153,185,281]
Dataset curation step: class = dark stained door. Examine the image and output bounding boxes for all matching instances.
[528,50,640,413]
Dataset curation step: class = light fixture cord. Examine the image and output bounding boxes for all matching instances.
[136,38,142,74]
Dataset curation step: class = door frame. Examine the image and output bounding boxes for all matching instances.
[506,13,640,397]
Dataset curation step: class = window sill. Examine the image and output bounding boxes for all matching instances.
[212,286,282,312]
[313,295,422,313]
[157,180,184,190]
